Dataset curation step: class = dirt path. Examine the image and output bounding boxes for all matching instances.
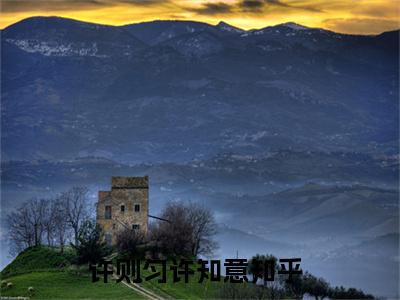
[105,253,166,299]
[116,274,166,300]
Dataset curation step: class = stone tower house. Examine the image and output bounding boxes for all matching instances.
[96,176,149,245]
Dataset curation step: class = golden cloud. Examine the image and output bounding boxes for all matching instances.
[0,0,399,34]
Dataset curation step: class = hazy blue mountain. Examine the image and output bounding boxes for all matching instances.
[3,16,146,56]
[122,20,215,45]
[2,17,398,162]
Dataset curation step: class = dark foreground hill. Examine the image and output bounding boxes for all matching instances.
[0,246,222,299]
[0,246,145,299]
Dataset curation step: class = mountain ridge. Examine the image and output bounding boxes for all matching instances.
[3,16,399,37]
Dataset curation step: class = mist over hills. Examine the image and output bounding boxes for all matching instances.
[1,16,399,297]
[1,156,398,296]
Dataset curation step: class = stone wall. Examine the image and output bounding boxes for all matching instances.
[96,176,149,245]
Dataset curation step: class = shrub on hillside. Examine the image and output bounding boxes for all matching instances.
[245,253,374,300]
[71,219,112,264]
[115,227,146,258]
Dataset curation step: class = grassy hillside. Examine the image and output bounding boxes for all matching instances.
[1,271,144,299]
[1,246,75,278]
[0,247,143,299]
[0,246,225,299]
[140,261,222,299]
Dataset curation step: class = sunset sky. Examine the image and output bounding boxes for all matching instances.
[1,0,399,34]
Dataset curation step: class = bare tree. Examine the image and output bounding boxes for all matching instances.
[27,198,47,246]
[187,202,217,256]
[7,188,87,255]
[61,186,89,246]
[151,201,217,257]
[53,197,70,253]
[8,206,34,254]
[7,198,47,254]
[152,202,192,256]
[42,199,56,247]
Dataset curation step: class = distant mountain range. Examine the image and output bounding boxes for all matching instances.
[2,16,399,162]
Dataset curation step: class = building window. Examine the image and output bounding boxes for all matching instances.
[132,224,140,230]
[121,205,125,212]
[134,204,140,212]
[105,206,112,219]
[113,223,116,229]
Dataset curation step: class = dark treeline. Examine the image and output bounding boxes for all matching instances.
[6,189,374,299]
[218,254,375,299]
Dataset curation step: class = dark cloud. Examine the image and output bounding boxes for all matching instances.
[265,0,289,7]
[237,0,322,13]
[191,2,232,15]
[112,0,168,6]
[240,0,264,12]
[1,0,166,13]
[238,0,290,10]
[295,4,322,13]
